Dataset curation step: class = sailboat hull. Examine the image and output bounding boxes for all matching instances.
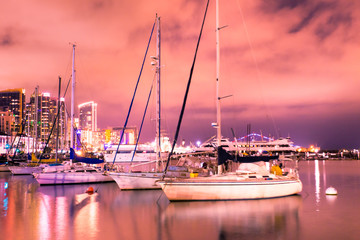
[0,165,10,172]
[9,166,42,175]
[34,172,114,185]
[159,175,303,201]
[109,172,163,190]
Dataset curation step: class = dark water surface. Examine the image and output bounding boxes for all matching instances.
[1,160,360,240]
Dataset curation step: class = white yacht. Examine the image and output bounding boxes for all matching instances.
[196,135,298,155]
[104,144,157,164]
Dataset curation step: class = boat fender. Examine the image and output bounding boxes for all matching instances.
[86,186,94,194]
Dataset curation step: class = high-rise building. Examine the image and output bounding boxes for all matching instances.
[78,101,97,150]
[0,89,25,133]
[0,111,15,135]
[78,101,97,131]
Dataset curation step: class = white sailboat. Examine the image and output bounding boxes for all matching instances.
[109,15,167,190]
[158,0,302,201]
[34,166,113,185]
[34,45,113,185]
[9,165,43,175]
[0,165,10,172]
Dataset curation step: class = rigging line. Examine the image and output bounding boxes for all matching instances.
[63,76,71,98]
[62,46,73,89]
[63,77,72,119]
[111,19,156,167]
[62,77,83,150]
[130,74,155,165]
[62,76,90,153]
[235,0,279,138]
[163,0,210,176]
[9,118,27,160]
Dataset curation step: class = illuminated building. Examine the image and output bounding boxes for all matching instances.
[0,111,15,136]
[26,91,66,150]
[78,101,98,149]
[108,127,138,145]
[0,89,25,133]
[78,101,97,131]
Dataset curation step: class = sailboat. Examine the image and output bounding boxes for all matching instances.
[158,0,302,201]
[108,15,187,190]
[34,45,114,185]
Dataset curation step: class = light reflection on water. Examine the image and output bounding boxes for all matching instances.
[314,160,320,208]
[162,196,302,240]
[1,160,360,240]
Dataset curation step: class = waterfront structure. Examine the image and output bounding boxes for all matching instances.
[106,126,138,146]
[0,89,26,133]
[0,135,35,155]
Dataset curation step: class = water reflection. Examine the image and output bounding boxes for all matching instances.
[162,196,302,240]
[314,160,320,207]
[0,177,9,216]
[3,162,360,239]
[312,160,339,207]
[1,172,304,240]
[108,190,167,240]
[37,183,118,240]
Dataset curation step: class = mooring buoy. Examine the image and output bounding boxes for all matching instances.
[325,187,337,195]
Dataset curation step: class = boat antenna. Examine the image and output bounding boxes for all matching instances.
[162,0,210,177]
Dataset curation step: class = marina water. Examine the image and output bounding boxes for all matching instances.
[1,160,360,240]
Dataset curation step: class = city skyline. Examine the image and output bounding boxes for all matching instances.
[1,0,360,149]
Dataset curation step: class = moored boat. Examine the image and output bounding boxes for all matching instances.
[109,172,163,190]
[34,167,114,185]
[0,164,10,172]
[109,15,172,190]
[34,149,113,185]
[159,162,302,201]
[9,165,43,175]
[159,0,303,201]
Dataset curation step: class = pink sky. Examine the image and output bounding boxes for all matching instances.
[1,0,360,149]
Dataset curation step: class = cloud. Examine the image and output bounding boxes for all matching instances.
[0,28,15,47]
[266,0,309,11]
[288,1,334,33]
[315,12,352,40]
[1,0,360,148]
[259,0,355,41]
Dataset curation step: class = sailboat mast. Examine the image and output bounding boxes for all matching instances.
[156,14,161,171]
[216,0,224,175]
[34,86,38,153]
[70,44,76,150]
[55,76,61,162]
[216,0,221,146]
